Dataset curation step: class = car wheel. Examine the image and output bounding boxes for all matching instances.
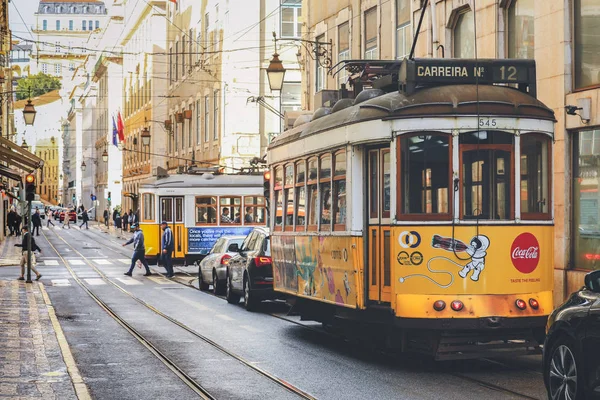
[198,268,209,291]
[243,275,258,311]
[226,275,240,304]
[213,271,225,295]
[545,337,584,400]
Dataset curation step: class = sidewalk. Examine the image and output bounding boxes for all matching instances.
[0,236,22,267]
[0,280,89,399]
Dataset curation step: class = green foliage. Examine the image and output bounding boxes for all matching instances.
[16,73,62,100]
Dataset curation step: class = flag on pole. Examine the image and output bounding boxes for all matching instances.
[169,0,177,4]
[117,111,125,142]
[112,116,118,146]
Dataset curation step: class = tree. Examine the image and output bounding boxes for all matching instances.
[16,73,61,100]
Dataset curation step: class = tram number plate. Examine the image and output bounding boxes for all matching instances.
[479,117,497,128]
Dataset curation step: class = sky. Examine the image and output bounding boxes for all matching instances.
[10,0,40,41]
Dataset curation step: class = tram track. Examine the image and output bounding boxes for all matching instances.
[67,225,545,399]
[42,227,317,400]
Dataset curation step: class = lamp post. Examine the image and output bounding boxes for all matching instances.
[141,127,151,147]
[23,99,37,126]
[102,149,108,162]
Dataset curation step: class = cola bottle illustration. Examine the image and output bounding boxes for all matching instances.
[431,234,468,252]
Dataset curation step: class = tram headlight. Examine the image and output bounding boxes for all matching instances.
[515,299,527,310]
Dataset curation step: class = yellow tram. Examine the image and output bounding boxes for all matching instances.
[138,172,267,264]
[267,58,555,359]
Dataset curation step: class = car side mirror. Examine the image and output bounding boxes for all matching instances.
[228,243,239,252]
[584,270,600,293]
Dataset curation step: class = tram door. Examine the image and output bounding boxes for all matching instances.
[160,197,185,259]
[367,148,392,303]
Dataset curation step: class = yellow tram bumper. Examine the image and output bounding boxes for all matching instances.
[396,291,552,320]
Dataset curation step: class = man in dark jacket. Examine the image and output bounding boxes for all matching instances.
[15,226,42,280]
[32,208,42,236]
[103,209,109,226]
[122,224,152,276]
[7,209,15,236]
[160,221,174,278]
[14,213,22,236]
[79,209,89,229]
[112,209,119,228]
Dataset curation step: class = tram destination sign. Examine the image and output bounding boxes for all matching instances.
[399,58,536,95]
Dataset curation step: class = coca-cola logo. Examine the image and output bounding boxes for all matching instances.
[510,233,540,274]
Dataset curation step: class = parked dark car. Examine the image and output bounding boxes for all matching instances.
[543,269,600,400]
[225,227,273,311]
[197,235,245,294]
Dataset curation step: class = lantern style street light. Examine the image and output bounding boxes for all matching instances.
[266,52,286,92]
[81,161,87,172]
[22,99,37,126]
[102,149,108,162]
[141,127,151,147]
[21,139,28,151]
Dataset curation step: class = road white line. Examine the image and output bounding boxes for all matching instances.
[216,314,234,321]
[93,259,112,265]
[115,278,143,285]
[118,259,130,265]
[43,260,59,266]
[51,279,71,287]
[84,278,107,285]
[68,259,85,265]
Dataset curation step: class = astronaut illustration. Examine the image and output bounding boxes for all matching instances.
[458,235,490,282]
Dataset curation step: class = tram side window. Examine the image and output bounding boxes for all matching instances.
[399,134,450,218]
[243,196,266,225]
[195,196,217,225]
[307,157,319,229]
[142,193,155,221]
[295,161,306,229]
[274,167,283,228]
[284,164,294,229]
[520,134,550,218]
[320,155,332,230]
[334,151,347,229]
[220,197,241,224]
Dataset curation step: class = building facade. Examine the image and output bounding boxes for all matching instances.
[301,0,600,304]
[35,137,59,204]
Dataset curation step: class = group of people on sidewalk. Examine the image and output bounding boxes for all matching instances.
[122,221,174,278]
[105,208,139,233]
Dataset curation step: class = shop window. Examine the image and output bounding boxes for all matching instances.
[520,134,551,219]
[243,196,266,225]
[453,9,474,58]
[307,157,318,229]
[508,0,534,59]
[142,194,154,221]
[284,164,294,229]
[295,161,306,229]
[220,197,241,224]
[195,196,217,225]
[399,134,451,218]
[274,167,283,228]
[575,0,600,88]
[333,151,347,229]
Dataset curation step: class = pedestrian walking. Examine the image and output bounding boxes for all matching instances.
[121,224,152,276]
[14,213,21,236]
[7,208,15,236]
[14,226,42,281]
[128,210,135,231]
[103,208,109,227]
[160,221,174,278]
[32,208,42,236]
[62,210,71,229]
[79,209,89,229]
[112,208,119,228]
[122,211,129,232]
[46,209,55,228]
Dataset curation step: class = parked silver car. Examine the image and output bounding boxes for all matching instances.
[197,235,245,294]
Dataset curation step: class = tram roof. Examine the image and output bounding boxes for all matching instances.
[139,173,263,189]
[269,84,555,150]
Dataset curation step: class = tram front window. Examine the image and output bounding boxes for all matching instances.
[399,134,450,216]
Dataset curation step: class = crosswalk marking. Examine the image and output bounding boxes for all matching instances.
[146,276,173,285]
[115,278,143,285]
[68,259,85,265]
[43,260,59,266]
[94,259,112,265]
[84,278,106,285]
[51,279,71,287]
[118,259,130,265]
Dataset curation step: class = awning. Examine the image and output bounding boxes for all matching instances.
[0,164,23,183]
[0,136,44,181]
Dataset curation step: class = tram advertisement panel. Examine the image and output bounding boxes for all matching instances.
[272,236,359,308]
[393,226,553,295]
[188,227,253,254]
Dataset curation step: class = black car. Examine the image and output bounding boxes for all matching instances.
[543,269,600,400]
[225,227,273,311]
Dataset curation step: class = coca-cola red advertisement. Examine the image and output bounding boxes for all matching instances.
[510,233,540,274]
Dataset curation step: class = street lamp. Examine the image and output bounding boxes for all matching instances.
[21,139,28,151]
[81,160,87,172]
[266,52,286,92]
[101,149,108,162]
[141,127,151,147]
[22,99,37,126]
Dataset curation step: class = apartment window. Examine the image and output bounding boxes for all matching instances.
[43,20,48,30]
[54,63,61,75]
[169,46,173,82]
[204,95,210,142]
[507,0,534,59]
[88,20,93,30]
[196,99,201,144]
[69,20,73,30]
[204,13,210,47]
[189,28,194,69]
[213,90,219,140]
[281,82,301,114]
[454,9,474,58]
[41,63,48,74]
[316,34,325,92]
[95,21,99,30]
[82,20,86,30]
[196,32,202,63]
[174,116,178,151]
[281,0,302,38]
[396,0,412,59]
[364,8,377,59]
[175,41,179,81]
[181,36,186,77]
[188,106,193,148]
[338,22,350,86]
[55,42,61,53]
[575,0,600,88]
[56,20,60,30]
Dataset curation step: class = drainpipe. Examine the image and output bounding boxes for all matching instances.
[431,0,438,57]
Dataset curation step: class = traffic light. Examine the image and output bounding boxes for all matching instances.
[263,170,271,199]
[25,174,35,201]
[107,191,111,202]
